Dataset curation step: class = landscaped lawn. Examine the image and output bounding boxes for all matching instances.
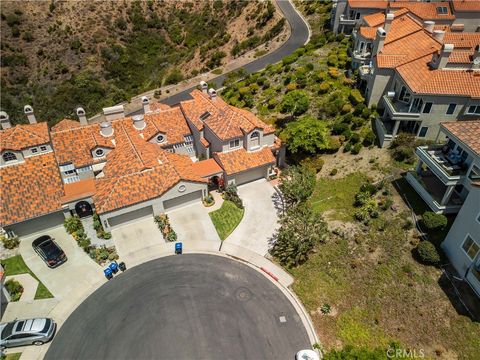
[1,255,53,299]
[4,353,22,360]
[209,201,244,240]
[309,172,368,221]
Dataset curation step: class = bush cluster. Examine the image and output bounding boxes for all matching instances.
[154,214,177,242]
[93,213,112,239]
[1,235,20,249]
[422,211,448,230]
[416,241,440,265]
[222,185,244,209]
[5,279,24,301]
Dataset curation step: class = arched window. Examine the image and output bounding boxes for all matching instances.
[251,131,260,139]
[2,152,16,162]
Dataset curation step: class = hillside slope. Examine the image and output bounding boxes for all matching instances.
[0,0,284,125]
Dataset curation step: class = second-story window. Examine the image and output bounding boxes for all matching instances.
[446,103,457,115]
[31,148,38,154]
[467,105,480,115]
[422,102,433,114]
[40,145,47,151]
[398,86,410,103]
[2,152,17,162]
[229,139,240,149]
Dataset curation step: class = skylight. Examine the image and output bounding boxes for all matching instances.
[436,6,448,15]
[199,111,211,121]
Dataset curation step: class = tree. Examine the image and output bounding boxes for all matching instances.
[279,165,316,207]
[281,115,329,154]
[279,90,309,116]
[270,203,327,267]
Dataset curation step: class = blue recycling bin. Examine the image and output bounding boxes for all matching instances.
[104,267,113,280]
[175,242,182,254]
[109,261,119,274]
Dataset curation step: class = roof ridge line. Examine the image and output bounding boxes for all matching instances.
[120,121,149,170]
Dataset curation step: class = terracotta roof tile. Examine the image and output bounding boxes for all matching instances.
[142,107,192,145]
[390,2,455,20]
[452,0,480,12]
[51,119,81,132]
[363,8,409,27]
[449,49,474,63]
[441,120,480,156]
[61,178,96,203]
[191,158,223,178]
[214,147,275,175]
[348,0,388,9]
[1,122,50,151]
[359,26,377,40]
[200,137,210,147]
[444,32,480,48]
[149,102,171,112]
[0,152,64,226]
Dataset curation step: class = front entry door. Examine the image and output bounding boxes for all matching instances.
[75,201,93,218]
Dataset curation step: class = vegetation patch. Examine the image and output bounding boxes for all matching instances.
[5,279,24,301]
[209,200,244,241]
[154,214,178,242]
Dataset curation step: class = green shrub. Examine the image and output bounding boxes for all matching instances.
[416,241,440,265]
[300,156,324,173]
[363,130,376,146]
[64,216,83,234]
[318,82,331,94]
[282,53,298,66]
[330,168,338,176]
[348,89,364,106]
[1,235,19,249]
[5,279,23,301]
[349,133,360,144]
[351,142,362,155]
[100,231,112,240]
[78,238,91,253]
[166,231,177,242]
[343,142,352,152]
[327,136,341,152]
[331,122,349,135]
[422,212,448,230]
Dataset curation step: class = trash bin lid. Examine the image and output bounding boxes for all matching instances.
[175,242,182,249]
[109,262,118,270]
[104,268,113,276]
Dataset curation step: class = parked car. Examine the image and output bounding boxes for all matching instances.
[32,235,67,268]
[0,318,56,349]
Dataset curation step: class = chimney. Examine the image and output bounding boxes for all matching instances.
[200,81,208,93]
[384,13,394,33]
[141,96,150,114]
[423,21,435,34]
[24,105,36,124]
[100,122,114,137]
[373,27,387,55]
[208,88,217,100]
[76,107,88,126]
[132,114,146,130]
[0,111,11,130]
[473,44,480,70]
[103,105,125,122]
[431,44,454,69]
[432,30,445,43]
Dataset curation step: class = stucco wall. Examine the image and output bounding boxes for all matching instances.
[453,13,480,32]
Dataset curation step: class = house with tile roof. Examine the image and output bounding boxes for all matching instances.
[0,86,283,233]
[332,0,480,35]
[353,9,480,147]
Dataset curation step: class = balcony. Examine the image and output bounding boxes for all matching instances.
[406,171,463,214]
[416,145,467,185]
[339,14,356,25]
[382,95,421,121]
[359,65,372,80]
[374,118,394,147]
[353,50,371,63]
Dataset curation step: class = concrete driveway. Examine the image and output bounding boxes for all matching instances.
[18,226,103,300]
[168,202,221,244]
[111,216,163,260]
[225,179,280,256]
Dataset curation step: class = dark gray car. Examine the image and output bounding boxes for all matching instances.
[0,318,56,349]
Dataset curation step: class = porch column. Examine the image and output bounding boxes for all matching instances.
[440,184,455,206]
[416,160,423,175]
[392,120,400,137]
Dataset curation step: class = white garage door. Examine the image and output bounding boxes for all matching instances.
[163,190,203,212]
[107,206,153,228]
[233,166,267,186]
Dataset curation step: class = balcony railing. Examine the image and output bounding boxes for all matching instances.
[340,14,356,25]
[359,65,372,79]
[382,95,421,121]
[416,145,466,184]
[374,118,393,147]
[353,50,371,61]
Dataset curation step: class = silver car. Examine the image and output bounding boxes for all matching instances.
[0,318,56,349]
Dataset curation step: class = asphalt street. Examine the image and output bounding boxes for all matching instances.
[45,254,310,360]
[160,0,309,106]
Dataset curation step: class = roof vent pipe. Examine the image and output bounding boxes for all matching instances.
[132,114,146,130]
[100,121,114,137]
[24,105,36,124]
[432,30,445,43]
[76,107,88,126]
[141,96,150,114]
[424,21,435,34]
[208,88,217,100]
[384,13,394,33]
[200,81,208,93]
[0,111,11,130]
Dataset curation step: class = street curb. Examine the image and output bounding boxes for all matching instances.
[288,0,311,45]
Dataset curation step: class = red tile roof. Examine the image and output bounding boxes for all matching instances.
[141,108,192,145]
[51,119,81,132]
[348,0,388,9]
[359,26,377,40]
[61,178,96,203]
[389,2,455,20]
[444,32,480,49]
[363,8,409,27]
[441,120,480,156]
[214,147,275,175]
[0,152,64,226]
[452,0,480,12]
[191,158,223,178]
[149,102,171,112]
[1,122,50,151]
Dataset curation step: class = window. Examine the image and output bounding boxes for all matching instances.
[462,235,480,260]
[251,131,260,139]
[436,6,448,15]
[156,134,165,143]
[64,169,76,175]
[31,148,38,153]
[95,148,105,157]
[199,111,211,121]
[229,139,240,148]
[422,102,433,113]
[418,126,428,137]
[2,152,16,162]
[40,145,47,151]
[446,103,457,115]
[398,86,411,103]
[466,105,480,115]
[355,12,361,20]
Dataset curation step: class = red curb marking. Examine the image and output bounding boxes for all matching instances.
[261,267,279,281]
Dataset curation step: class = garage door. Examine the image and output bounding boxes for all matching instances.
[163,190,203,212]
[233,166,267,186]
[6,211,65,237]
[107,206,153,229]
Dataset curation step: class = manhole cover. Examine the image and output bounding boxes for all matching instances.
[235,287,252,302]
